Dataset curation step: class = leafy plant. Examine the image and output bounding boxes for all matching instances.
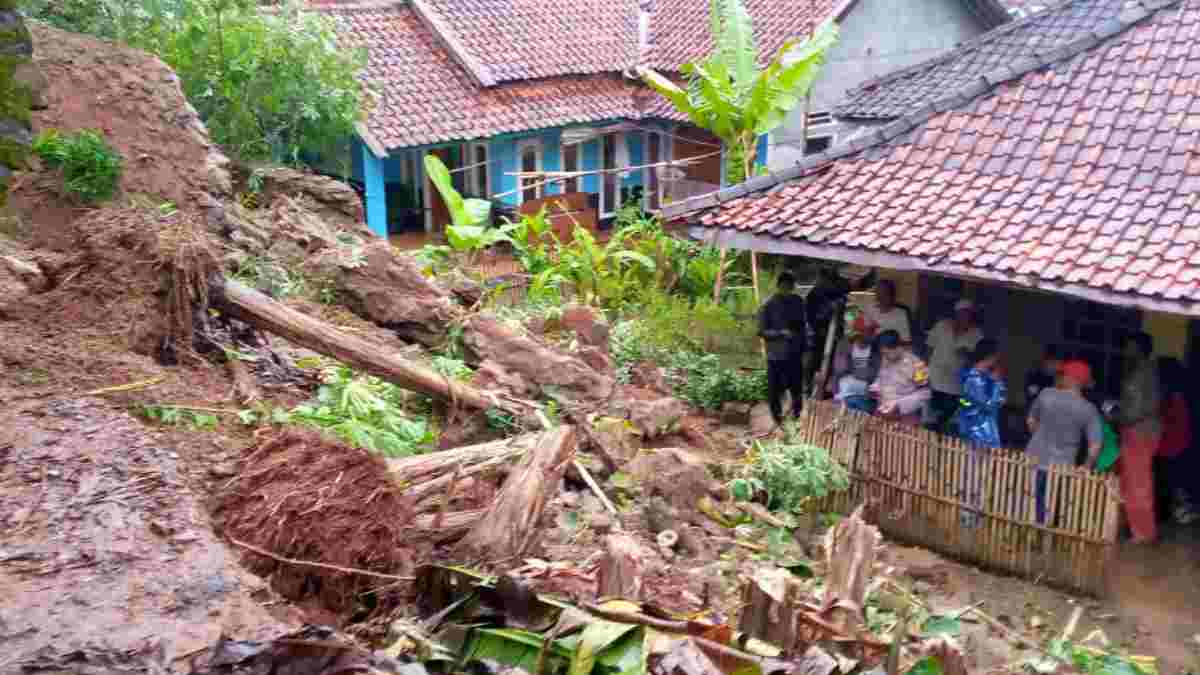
[639,0,838,183]
[26,0,367,165]
[424,154,512,265]
[431,355,473,381]
[32,129,123,203]
[137,404,219,430]
[730,429,849,513]
[287,362,435,457]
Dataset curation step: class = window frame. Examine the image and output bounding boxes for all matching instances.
[517,139,544,205]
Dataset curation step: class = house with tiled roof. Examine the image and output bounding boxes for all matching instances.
[318,0,1013,238]
[664,0,1200,406]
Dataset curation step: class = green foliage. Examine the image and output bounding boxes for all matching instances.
[32,129,122,202]
[286,361,435,457]
[1025,640,1150,675]
[24,0,366,164]
[137,404,219,430]
[430,355,473,381]
[733,429,849,513]
[424,154,508,263]
[640,0,838,181]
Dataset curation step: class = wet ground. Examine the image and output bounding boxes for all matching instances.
[0,393,287,672]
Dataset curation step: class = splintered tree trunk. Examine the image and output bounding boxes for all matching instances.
[454,426,578,561]
[596,533,645,601]
[738,567,810,654]
[412,509,488,543]
[821,505,880,635]
[385,432,542,497]
[212,277,507,415]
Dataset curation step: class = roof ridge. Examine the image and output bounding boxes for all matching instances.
[834,0,1094,120]
[409,0,496,87]
[661,0,1182,222]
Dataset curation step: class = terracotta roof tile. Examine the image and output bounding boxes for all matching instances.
[325,4,680,148]
[666,0,1200,310]
[414,0,640,84]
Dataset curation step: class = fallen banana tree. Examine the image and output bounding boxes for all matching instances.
[210,275,530,420]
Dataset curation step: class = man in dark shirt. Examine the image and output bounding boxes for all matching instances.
[1024,344,1062,405]
[759,271,807,426]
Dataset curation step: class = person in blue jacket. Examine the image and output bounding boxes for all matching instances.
[956,338,1007,527]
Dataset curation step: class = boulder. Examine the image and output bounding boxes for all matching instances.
[750,402,776,436]
[252,166,369,237]
[0,254,44,314]
[577,345,613,374]
[627,397,688,439]
[720,401,753,426]
[561,304,610,348]
[462,315,615,405]
[627,448,721,517]
[315,241,459,348]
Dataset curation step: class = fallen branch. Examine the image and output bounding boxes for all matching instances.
[230,537,414,583]
[574,459,618,516]
[83,376,165,396]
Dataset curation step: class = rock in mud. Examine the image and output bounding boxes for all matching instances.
[627,396,688,439]
[251,165,368,235]
[627,448,721,516]
[720,401,752,426]
[463,314,615,404]
[0,253,44,312]
[750,402,775,435]
[561,304,611,348]
[316,240,459,348]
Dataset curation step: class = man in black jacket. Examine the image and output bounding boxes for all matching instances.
[759,272,808,426]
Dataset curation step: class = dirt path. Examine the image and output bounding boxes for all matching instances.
[0,392,287,672]
[886,529,1200,674]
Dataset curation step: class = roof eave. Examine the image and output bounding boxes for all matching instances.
[688,225,1200,317]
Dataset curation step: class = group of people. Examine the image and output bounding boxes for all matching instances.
[758,268,1197,543]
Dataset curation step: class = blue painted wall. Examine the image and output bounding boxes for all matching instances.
[489,137,518,207]
[357,139,387,238]
[581,139,600,194]
[540,129,563,195]
[624,132,644,189]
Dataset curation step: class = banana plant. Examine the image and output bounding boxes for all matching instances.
[424,154,513,266]
[555,226,656,308]
[638,0,838,303]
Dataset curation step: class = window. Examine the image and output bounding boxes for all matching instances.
[808,111,834,127]
[450,145,467,194]
[519,140,543,204]
[1061,300,1142,397]
[805,135,833,155]
[471,144,488,198]
[602,134,618,216]
[645,131,662,211]
[562,144,579,193]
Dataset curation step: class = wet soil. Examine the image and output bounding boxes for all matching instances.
[0,393,287,672]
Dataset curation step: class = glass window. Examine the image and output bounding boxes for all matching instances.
[646,132,661,210]
[602,134,617,215]
[474,145,488,198]
[805,136,833,155]
[520,144,541,203]
[562,144,579,193]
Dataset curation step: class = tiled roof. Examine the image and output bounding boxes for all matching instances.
[412,0,639,85]
[647,0,843,71]
[664,0,1200,313]
[835,0,1121,120]
[327,3,679,149]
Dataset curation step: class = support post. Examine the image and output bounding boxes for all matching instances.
[360,139,388,238]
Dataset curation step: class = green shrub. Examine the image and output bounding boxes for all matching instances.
[730,432,849,513]
[32,129,122,203]
[24,0,367,165]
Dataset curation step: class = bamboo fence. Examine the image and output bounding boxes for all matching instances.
[793,399,1121,596]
